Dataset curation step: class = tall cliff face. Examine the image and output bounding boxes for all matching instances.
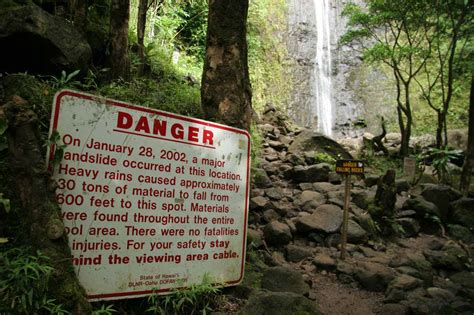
[286,0,395,138]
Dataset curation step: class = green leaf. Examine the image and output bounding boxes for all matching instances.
[0,193,10,213]
[0,237,8,243]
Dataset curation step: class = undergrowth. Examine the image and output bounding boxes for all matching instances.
[0,247,68,315]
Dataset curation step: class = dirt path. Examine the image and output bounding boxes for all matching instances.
[310,272,384,315]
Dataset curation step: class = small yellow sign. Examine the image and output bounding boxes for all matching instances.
[335,160,364,175]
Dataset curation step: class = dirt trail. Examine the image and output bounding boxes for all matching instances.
[310,272,384,315]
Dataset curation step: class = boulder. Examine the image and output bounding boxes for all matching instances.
[263,209,280,223]
[264,187,284,200]
[347,220,368,244]
[426,287,456,302]
[289,163,330,183]
[261,266,310,295]
[0,5,91,74]
[312,252,336,270]
[264,221,292,246]
[240,291,321,315]
[351,189,370,210]
[387,274,423,293]
[385,274,423,302]
[395,179,411,194]
[312,182,339,193]
[450,198,474,229]
[447,129,468,151]
[450,271,474,289]
[285,153,306,166]
[447,224,474,243]
[403,196,441,219]
[250,196,270,210]
[421,184,461,220]
[423,244,468,271]
[288,130,352,159]
[247,228,263,248]
[294,190,326,212]
[253,168,273,188]
[396,218,420,237]
[339,261,396,292]
[285,244,314,262]
[294,204,343,234]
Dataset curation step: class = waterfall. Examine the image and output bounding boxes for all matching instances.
[313,0,333,136]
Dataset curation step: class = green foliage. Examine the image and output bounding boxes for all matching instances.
[45,130,67,169]
[0,247,68,315]
[314,152,336,165]
[91,304,118,315]
[423,147,463,184]
[0,193,10,213]
[248,0,290,112]
[360,145,402,176]
[146,275,221,315]
[342,0,473,139]
[47,70,81,90]
[130,0,206,78]
[97,77,202,118]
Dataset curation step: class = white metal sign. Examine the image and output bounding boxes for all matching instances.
[47,90,250,301]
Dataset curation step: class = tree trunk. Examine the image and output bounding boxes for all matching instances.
[137,0,148,76]
[436,111,444,149]
[460,74,474,195]
[0,96,91,313]
[400,112,412,157]
[201,0,252,131]
[71,0,88,33]
[108,0,131,80]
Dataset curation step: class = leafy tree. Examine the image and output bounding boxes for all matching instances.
[412,0,473,148]
[341,0,473,155]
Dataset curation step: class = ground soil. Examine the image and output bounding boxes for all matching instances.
[310,272,384,315]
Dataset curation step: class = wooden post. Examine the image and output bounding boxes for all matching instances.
[340,174,351,260]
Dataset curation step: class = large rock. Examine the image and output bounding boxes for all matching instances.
[450,198,474,229]
[347,219,368,244]
[293,190,326,212]
[261,266,310,295]
[421,184,461,220]
[396,218,421,237]
[403,196,441,219]
[285,244,314,262]
[423,244,468,271]
[240,291,321,315]
[294,204,343,234]
[288,163,330,183]
[448,224,474,243]
[0,5,91,74]
[253,168,273,188]
[264,221,292,246]
[288,130,352,159]
[338,261,396,292]
[385,274,423,303]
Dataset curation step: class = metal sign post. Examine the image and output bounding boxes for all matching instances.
[335,160,364,260]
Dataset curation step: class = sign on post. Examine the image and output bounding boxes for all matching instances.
[47,90,251,301]
[335,159,364,175]
[335,159,364,259]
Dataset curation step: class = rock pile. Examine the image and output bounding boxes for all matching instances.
[238,105,474,314]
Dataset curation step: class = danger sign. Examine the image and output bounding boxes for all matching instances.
[335,160,364,175]
[47,90,251,301]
